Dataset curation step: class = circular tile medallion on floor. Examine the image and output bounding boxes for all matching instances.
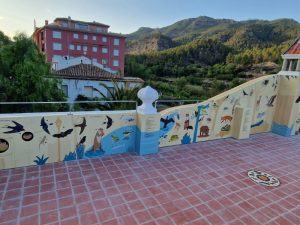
[247,170,280,187]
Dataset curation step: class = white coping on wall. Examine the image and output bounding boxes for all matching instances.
[282,54,300,59]
[278,71,300,76]
[0,110,136,118]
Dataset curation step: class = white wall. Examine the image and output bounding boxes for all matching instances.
[61,79,114,102]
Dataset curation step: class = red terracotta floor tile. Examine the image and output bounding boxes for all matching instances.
[0,133,299,224]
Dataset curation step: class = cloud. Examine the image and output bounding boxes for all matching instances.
[0,16,5,20]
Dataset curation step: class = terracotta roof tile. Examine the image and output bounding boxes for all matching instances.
[53,64,118,80]
[284,37,300,55]
[52,64,144,83]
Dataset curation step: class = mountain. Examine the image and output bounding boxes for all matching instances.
[126,16,300,54]
[126,33,174,55]
[124,16,300,100]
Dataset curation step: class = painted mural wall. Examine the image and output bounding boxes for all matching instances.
[159,74,300,147]
[0,111,137,169]
[1,74,300,169]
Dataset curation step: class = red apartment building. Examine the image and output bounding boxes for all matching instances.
[33,17,126,75]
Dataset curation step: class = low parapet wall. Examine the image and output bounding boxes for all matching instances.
[1,74,300,169]
[159,74,300,147]
[0,111,137,169]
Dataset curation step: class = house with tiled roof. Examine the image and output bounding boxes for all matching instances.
[52,56,144,102]
[280,37,300,75]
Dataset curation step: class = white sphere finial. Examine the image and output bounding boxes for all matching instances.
[137,86,159,114]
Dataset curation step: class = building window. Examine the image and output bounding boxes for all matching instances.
[92,58,97,63]
[102,59,108,65]
[73,33,79,39]
[113,60,119,67]
[77,45,81,51]
[102,37,107,42]
[62,22,68,28]
[75,23,88,31]
[52,31,61,39]
[83,34,88,40]
[102,47,108,54]
[53,43,62,50]
[83,46,88,52]
[84,86,93,98]
[97,27,105,33]
[113,38,120,45]
[92,35,97,41]
[69,44,75,50]
[61,85,68,97]
[113,49,119,56]
[92,46,97,52]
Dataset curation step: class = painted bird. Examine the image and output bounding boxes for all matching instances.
[78,136,86,145]
[74,117,87,135]
[3,121,25,134]
[53,129,73,138]
[160,116,175,128]
[103,116,113,129]
[40,117,50,134]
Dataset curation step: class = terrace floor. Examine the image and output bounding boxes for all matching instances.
[0,133,299,225]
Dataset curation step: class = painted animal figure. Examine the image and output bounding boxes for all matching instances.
[3,121,25,134]
[74,117,87,135]
[93,128,104,151]
[198,126,209,137]
[160,116,175,128]
[256,96,262,107]
[52,129,73,138]
[267,95,276,107]
[184,119,193,130]
[221,116,233,123]
[40,117,51,134]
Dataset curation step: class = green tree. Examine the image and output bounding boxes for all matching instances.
[0,32,66,112]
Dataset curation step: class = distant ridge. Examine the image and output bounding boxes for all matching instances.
[126,16,300,54]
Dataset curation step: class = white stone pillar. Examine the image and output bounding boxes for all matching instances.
[136,86,160,155]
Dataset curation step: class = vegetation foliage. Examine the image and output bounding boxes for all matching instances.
[0,32,66,112]
[125,17,300,100]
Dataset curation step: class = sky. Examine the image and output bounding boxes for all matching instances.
[1,0,300,38]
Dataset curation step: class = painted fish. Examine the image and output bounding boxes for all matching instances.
[111,135,119,142]
[221,124,231,131]
[257,112,266,119]
[120,115,135,123]
[123,131,133,137]
[169,135,179,142]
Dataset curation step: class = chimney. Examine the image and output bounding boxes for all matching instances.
[45,20,48,25]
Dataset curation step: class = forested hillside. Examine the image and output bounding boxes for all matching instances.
[125,16,300,100]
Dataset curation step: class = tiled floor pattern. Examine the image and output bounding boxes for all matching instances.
[0,133,299,225]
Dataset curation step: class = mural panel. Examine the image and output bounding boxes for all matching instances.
[0,111,136,169]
